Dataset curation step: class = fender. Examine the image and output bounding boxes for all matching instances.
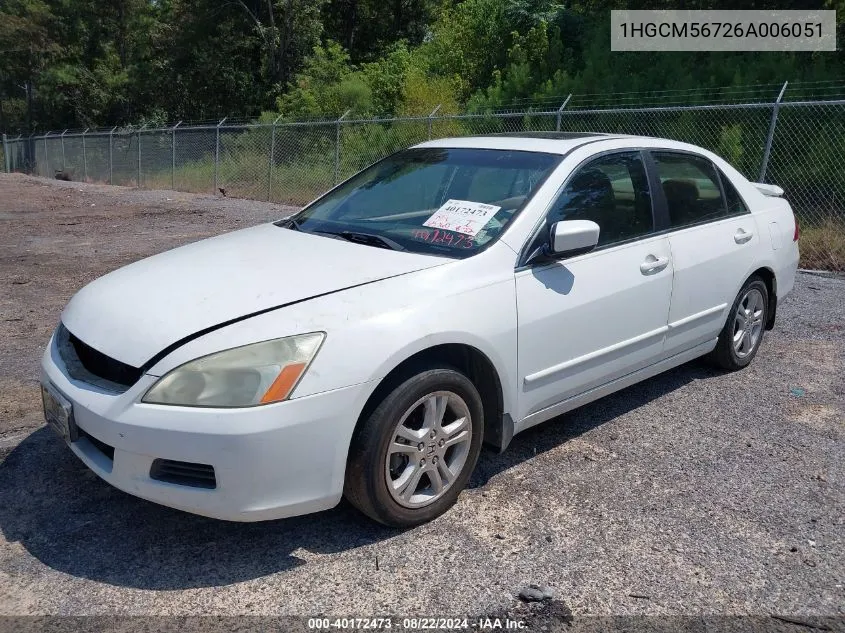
[365,330,518,427]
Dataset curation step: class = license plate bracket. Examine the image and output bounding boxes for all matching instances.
[41,383,78,443]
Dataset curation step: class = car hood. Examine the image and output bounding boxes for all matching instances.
[61,224,445,368]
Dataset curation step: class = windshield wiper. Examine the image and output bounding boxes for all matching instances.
[283,217,301,231]
[321,230,406,252]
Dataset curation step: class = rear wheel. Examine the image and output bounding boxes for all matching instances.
[708,276,769,371]
[344,367,484,527]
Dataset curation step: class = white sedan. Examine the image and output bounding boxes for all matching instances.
[41,133,799,526]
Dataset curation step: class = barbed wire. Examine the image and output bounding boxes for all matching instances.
[5,80,840,137]
[2,86,843,270]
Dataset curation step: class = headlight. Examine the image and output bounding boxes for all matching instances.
[142,332,325,407]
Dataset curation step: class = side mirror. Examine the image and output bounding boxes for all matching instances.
[548,220,600,257]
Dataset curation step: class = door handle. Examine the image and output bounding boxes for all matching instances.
[734,229,754,244]
[640,255,669,275]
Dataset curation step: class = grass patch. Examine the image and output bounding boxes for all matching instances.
[142,155,335,206]
[799,218,845,272]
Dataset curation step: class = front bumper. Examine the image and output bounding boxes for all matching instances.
[40,333,372,521]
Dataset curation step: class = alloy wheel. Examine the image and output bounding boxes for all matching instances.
[733,287,765,358]
[384,391,472,508]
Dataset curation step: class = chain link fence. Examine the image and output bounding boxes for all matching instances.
[3,87,844,270]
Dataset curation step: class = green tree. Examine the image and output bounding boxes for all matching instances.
[277,41,373,118]
[322,0,445,62]
[0,0,60,130]
[232,0,328,90]
[1,0,843,132]
[146,0,265,120]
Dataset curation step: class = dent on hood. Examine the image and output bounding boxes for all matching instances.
[61,224,446,368]
[136,272,419,373]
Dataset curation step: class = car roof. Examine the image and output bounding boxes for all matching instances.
[410,133,762,201]
[414,132,670,155]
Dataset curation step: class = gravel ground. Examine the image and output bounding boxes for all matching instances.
[0,174,843,625]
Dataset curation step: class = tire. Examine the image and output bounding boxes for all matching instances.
[344,367,484,527]
[708,276,769,371]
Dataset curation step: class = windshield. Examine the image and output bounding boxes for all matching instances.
[279,147,561,258]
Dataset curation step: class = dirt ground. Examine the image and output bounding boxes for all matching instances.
[0,175,294,453]
[0,174,843,625]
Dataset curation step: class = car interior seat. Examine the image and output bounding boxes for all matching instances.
[662,179,700,226]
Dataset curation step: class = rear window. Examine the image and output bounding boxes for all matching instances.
[719,169,750,216]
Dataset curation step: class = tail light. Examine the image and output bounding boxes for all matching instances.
[793,215,800,241]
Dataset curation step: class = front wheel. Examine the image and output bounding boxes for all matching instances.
[708,276,769,371]
[344,367,484,527]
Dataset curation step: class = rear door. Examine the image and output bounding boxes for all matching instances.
[647,151,759,356]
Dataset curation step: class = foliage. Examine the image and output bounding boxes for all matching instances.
[277,41,371,118]
[799,219,845,271]
[717,124,744,167]
[276,39,461,119]
[146,0,266,121]
[321,0,445,62]
[0,0,843,132]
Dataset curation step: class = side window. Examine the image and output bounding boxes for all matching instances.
[652,152,727,228]
[545,151,653,246]
[719,170,750,216]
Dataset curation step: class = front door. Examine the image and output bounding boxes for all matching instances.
[515,151,674,424]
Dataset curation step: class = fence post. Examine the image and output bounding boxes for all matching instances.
[24,133,31,174]
[108,126,116,184]
[171,121,182,190]
[267,114,283,202]
[137,124,146,187]
[81,128,88,182]
[21,135,26,173]
[759,81,788,183]
[428,104,442,140]
[214,117,226,193]
[44,132,50,176]
[60,129,68,169]
[555,94,572,132]
[335,109,351,185]
[2,134,8,173]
